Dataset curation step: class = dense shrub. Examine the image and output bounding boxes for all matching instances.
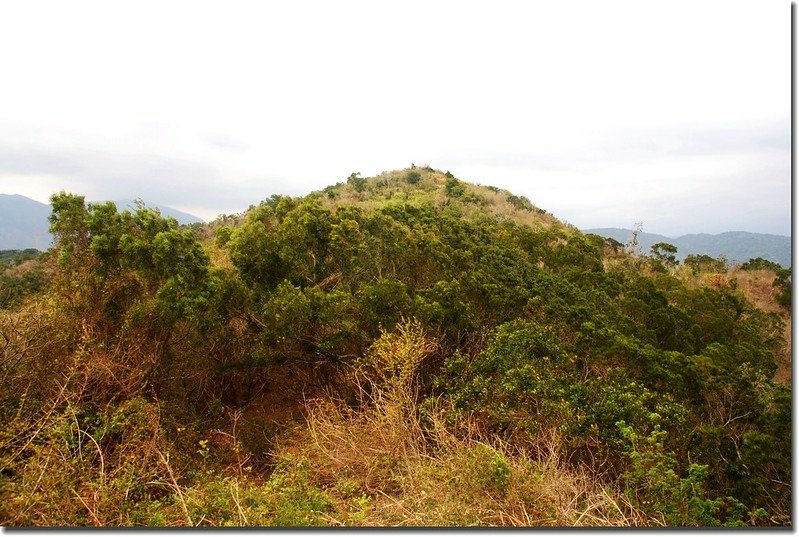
[0,171,790,527]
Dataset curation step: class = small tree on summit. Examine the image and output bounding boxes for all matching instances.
[49,192,90,250]
[406,170,421,185]
[445,177,465,198]
[347,172,367,192]
[651,242,679,268]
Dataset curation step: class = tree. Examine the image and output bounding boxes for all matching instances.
[445,177,465,198]
[684,254,727,275]
[626,221,643,256]
[347,172,367,193]
[49,192,90,268]
[739,257,782,272]
[651,242,679,268]
[505,193,533,211]
[406,170,421,184]
[773,268,791,309]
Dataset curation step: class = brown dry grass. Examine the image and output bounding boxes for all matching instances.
[732,268,787,316]
[275,321,653,527]
[205,241,234,271]
[731,268,792,385]
[0,360,175,526]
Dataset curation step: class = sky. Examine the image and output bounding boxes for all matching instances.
[0,0,791,237]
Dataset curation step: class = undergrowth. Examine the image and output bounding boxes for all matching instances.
[0,320,652,527]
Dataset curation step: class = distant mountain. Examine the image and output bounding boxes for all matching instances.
[0,194,204,250]
[584,227,791,268]
[0,195,53,250]
[584,228,674,254]
[105,199,205,225]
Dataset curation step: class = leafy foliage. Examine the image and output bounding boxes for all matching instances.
[0,169,790,527]
[684,254,727,275]
[650,242,678,268]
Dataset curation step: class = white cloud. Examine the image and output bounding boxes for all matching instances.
[0,0,790,232]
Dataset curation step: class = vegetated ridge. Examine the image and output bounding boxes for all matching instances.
[0,167,791,527]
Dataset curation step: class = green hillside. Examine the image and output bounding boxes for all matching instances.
[0,168,791,527]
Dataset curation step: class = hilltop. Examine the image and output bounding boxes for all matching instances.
[0,167,791,527]
[213,167,565,232]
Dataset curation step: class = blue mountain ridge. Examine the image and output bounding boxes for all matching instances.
[584,227,791,268]
[0,194,205,250]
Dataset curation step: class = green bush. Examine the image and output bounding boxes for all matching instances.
[445,177,465,198]
[406,171,421,184]
[347,172,367,193]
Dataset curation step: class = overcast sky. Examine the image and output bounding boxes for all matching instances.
[0,0,791,236]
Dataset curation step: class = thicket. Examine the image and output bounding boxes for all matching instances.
[0,169,791,527]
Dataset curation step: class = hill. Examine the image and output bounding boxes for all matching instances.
[0,194,204,249]
[0,168,791,527]
[0,194,53,250]
[584,227,791,267]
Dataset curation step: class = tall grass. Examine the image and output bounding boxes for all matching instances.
[279,320,654,526]
[0,312,655,527]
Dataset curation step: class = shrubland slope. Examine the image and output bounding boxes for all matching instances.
[0,167,791,527]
